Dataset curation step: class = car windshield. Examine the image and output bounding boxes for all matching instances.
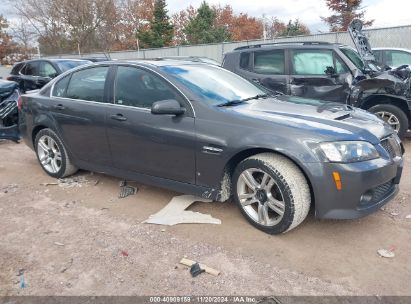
[55,60,91,72]
[160,64,266,106]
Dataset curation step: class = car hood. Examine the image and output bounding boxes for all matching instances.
[229,95,394,144]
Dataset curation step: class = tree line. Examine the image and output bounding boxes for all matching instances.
[0,0,373,63]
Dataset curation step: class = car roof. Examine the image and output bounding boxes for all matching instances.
[372,47,411,53]
[229,41,346,53]
[100,59,213,68]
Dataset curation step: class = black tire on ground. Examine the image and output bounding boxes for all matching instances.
[368,104,409,139]
[232,153,311,234]
[34,128,78,178]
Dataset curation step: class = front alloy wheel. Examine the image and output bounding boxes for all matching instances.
[369,104,409,139]
[237,168,285,226]
[233,153,311,234]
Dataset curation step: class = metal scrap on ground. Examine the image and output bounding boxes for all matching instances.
[180,258,220,276]
[118,180,138,198]
[143,195,221,226]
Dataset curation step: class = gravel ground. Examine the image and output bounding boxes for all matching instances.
[0,139,410,296]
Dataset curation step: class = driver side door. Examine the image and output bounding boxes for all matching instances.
[289,49,351,103]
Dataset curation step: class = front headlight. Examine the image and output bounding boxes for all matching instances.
[319,141,379,163]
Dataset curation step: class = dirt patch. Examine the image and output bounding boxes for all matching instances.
[0,140,410,295]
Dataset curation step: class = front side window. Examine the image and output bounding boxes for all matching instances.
[292,49,334,75]
[40,62,58,78]
[160,64,266,106]
[253,50,285,74]
[340,47,365,70]
[65,66,109,102]
[386,50,411,67]
[114,66,184,108]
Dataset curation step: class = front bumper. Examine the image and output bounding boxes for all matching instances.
[308,153,403,220]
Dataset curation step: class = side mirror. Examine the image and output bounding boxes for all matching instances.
[151,99,186,116]
[325,66,338,78]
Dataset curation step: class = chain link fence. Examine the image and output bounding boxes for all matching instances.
[44,25,411,63]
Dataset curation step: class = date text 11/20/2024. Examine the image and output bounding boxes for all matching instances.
[149,296,258,303]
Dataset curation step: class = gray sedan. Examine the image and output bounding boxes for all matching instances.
[19,60,404,234]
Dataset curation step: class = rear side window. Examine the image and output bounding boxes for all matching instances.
[52,75,71,97]
[65,66,109,102]
[239,52,250,69]
[114,66,184,109]
[11,63,24,75]
[21,62,39,76]
[253,50,285,75]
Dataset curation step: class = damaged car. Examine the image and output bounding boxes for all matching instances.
[19,60,404,234]
[222,19,411,139]
[7,58,92,93]
[0,79,20,142]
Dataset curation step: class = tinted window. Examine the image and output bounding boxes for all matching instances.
[160,65,266,106]
[66,67,109,102]
[335,55,349,74]
[373,50,383,62]
[11,62,24,75]
[22,62,39,76]
[254,50,285,74]
[55,60,91,72]
[385,50,411,67]
[39,62,58,78]
[115,66,183,108]
[52,75,71,97]
[340,47,365,70]
[240,52,250,69]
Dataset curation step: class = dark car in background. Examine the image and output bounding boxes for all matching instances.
[7,58,92,93]
[0,79,20,141]
[19,60,403,234]
[223,21,411,139]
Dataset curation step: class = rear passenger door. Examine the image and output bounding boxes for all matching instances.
[50,66,112,166]
[236,50,289,94]
[289,49,351,103]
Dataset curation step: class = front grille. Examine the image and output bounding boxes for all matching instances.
[371,180,394,204]
[380,135,401,159]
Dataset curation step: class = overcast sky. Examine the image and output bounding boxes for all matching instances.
[1,0,410,33]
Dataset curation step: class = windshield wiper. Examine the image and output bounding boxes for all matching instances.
[217,94,268,107]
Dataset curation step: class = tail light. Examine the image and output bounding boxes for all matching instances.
[17,95,23,111]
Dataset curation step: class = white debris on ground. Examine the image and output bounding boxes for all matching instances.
[377,248,395,258]
[57,176,89,188]
[144,195,221,226]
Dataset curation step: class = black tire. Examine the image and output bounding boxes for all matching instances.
[232,153,311,234]
[34,128,78,178]
[368,104,409,139]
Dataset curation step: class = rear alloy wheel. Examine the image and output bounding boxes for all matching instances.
[369,104,409,139]
[233,153,311,234]
[35,128,78,178]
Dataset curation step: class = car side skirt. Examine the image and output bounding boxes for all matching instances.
[75,159,221,201]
